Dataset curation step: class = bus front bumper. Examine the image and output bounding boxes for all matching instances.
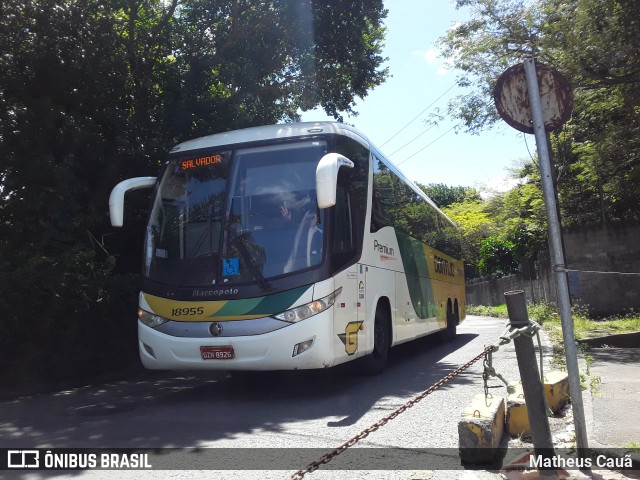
[137,314,334,371]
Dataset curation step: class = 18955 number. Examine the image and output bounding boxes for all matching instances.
[171,307,204,317]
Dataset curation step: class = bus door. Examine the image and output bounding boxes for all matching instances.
[332,179,368,362]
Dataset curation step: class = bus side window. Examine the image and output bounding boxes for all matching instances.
[333,186,355,271]
[371,153,394,232]
[333,135,368,273]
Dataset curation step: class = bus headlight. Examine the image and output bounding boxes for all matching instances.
[273,288,342,323]
[138,308,169,328]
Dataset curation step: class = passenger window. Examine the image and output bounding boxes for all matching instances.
[333,186,355,271]
[334,187,353,253]
[333,136,368,273]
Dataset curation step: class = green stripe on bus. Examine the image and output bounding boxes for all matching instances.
[213,285,310,317]
[395,232,436,319]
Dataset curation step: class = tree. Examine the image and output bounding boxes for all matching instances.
[437,159,549,279]
[544,0,640,225]
[437,0,640,229]
[437,0,546,133]
[418,182,480,208]
[442,198,496,273]
[484,161,548,253]
[477,235,519,278]
[172,0,389,129]
[0,0,389,386]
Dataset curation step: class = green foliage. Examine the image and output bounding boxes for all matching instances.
[527,301,557,325]
[0,0,389,389]
[418,182,481,208]
[467,302,560,326]
[443,197,497,276]
[438,0,546,132]
[477,235,519,278]
[542,304,640,343]
[467,301,556,323]
[466,303,509,318]
[622,442,640,452]
[0,248,140,385]
[437,0,640,228]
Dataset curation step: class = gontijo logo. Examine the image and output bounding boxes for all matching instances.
[434,254,456,277]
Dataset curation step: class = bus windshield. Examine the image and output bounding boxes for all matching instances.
[144,140,328,287]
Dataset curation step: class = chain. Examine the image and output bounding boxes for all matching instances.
[498,320,541,343]
[483,319,552,414]
[483,344,514,397]
[289,346,493,480]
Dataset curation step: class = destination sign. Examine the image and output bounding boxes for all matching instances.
[181,154,223,170]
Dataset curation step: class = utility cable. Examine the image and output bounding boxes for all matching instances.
[380,82,457,148]
[396,125,456,166]
[558,267,640,276]
[387,124,436,157]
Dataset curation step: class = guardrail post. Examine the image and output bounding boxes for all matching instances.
[504,290,555,476]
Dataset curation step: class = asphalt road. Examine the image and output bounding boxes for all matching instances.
[1,315,550,480]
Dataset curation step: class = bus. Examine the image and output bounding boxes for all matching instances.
[109,122,465,373]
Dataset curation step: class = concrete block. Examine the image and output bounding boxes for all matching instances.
[458,393,505,464]
[506,393,529,437]
[505,371,569,437]
[543,370,569,413]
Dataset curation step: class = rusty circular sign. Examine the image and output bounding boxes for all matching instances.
[494,62,573,134]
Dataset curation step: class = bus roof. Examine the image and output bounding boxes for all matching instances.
[170,121,455,228]
[170,122,371,153]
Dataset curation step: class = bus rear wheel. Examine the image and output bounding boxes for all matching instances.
[361,305,391,375]
[441,300,457,341]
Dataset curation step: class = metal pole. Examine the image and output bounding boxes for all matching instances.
[523,58,588,450]
[505,290,555,474]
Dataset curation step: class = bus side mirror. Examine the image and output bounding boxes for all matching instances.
[316,153,354,208]
[109,176,157,227]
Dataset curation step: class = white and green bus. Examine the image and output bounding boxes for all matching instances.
[109,122,465,373]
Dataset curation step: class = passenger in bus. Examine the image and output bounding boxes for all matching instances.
[275,192,313,226]
[280,201,292,221]
[284,206,322,273]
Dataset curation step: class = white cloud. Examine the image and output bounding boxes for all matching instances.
[412,48,449,75]
[421,49,439,65]
[450,21,463,31]
[479,176,526,199]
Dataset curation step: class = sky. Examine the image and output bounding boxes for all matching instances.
[301,0,534,191]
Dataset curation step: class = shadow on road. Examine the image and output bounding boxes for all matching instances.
[0,330,488,478]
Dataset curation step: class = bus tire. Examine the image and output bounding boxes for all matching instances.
[360,304,391,375]
[442,300,457,341]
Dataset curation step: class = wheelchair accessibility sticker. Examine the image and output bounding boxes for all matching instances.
[222,258,239,276]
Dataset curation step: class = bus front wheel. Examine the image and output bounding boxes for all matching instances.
[360,305,391,375]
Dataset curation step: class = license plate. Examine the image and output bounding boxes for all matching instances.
[200,345,235,360]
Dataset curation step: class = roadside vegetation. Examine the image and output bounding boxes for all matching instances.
[469,303,639,391]
[624,442,640,452]
[2,0,639,391]
[0,0,389,390]
[468,303,640,341]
